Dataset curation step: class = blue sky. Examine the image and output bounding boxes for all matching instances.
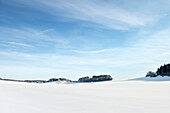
[0,0,170,80]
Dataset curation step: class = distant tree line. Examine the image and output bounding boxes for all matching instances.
[0,75,113,83]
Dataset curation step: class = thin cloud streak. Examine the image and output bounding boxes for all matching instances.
[3,41,33,48]
[72,48,115,54]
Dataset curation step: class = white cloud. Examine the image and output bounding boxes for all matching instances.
[2,41,33,48]
[72,48,115,54]
[0,26,70,49]
[69,27,170,68]
[8,0,165,30]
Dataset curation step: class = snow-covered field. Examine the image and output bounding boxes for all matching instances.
[0,78,170,113]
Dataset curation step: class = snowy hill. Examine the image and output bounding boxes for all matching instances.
[0,80,170,113]
[129,76,170,81]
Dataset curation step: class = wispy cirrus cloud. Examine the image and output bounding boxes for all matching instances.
[72,48,115,54]
[0,26,71,52]
[2,41,33,48]
[0,27,69,44]
[5,0,168,30]
[70,27,170,68]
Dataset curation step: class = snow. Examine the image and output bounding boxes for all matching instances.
[129,76,170,81]
[0,80,170,113]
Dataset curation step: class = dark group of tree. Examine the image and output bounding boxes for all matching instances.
[78,75,112,82]
[146,64,170,77]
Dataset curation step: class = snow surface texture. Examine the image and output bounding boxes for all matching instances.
[0,79,170,113]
